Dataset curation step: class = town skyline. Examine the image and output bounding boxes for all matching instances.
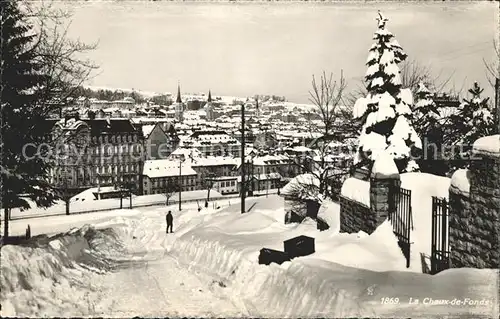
[62,1,498,104]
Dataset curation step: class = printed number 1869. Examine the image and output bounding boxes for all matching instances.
[380,297,400,304]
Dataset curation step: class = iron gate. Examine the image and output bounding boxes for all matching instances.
[389,187,413,268]
[431,196,451,274]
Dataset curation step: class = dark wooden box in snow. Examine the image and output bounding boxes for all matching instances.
[258,248,291,265]
[284,235,315,259]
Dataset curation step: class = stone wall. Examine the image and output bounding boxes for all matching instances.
[448,136,500,269]
[339,196,377,234]
[340,162,400,235]
[449,186,476,267]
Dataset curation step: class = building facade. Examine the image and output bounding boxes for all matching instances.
[51,117,144,195]
[136,122,180,160]
[181,130,241,157]
[142,159,199,195]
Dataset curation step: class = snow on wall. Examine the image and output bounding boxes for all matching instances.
[0,226,113,317]
[472,134,500,157]
[371,153,399,179]
[341,177,370,207]
[450,169,471,197]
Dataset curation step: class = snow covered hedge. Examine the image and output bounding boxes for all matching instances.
[281,174,320,201]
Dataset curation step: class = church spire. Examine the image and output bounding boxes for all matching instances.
[208,90,212,102]
[176,82,182,103]
[255,96,259,110]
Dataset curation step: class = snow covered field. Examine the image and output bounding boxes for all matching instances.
[3,189,227,221]
[1,196,498,318]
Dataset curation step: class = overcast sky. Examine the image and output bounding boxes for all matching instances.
[62,1,498,103]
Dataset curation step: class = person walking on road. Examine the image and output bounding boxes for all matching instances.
[166,211,174,234]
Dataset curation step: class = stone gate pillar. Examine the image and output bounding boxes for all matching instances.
[468,135,500,268]
[449,135,500,268]
[369,155,401,229]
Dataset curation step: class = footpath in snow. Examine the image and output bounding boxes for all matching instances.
[1,201,246,318]
[1,196,498,318]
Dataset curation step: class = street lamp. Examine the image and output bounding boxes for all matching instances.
[178,155,185,211]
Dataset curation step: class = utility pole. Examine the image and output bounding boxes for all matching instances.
[178,159,182,211]
[241,101,246,214]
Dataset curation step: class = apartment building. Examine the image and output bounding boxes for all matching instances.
[190,157,239,194]
[50,117,144,195]
[181,130,241,157]
[142,159,198,195]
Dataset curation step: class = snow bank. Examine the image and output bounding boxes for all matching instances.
[472,134,500,157]
[168,195,498,318]
[317,199,340,232]
[450,169,471,197]
[0,226,117,317]
[341,177,370,207]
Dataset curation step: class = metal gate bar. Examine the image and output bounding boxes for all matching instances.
[431,196,450,274]
[390,187,412,268]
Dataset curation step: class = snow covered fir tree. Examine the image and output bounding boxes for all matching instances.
[413,82,449,175]
[413,82,440,136]
[352,11,422,173]
[1,1,59,237]
[454,81,495,147]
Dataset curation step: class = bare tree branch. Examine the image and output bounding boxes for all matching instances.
[483,39,499,87]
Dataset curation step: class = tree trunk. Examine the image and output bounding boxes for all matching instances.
[207,188,211,202]
[65,199,70,215]
[3,207,9,239]
[495,77,499,134]
[120,194,123,209]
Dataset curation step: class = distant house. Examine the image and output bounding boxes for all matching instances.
[137,122,179,160]
[142,159,198,195]
[190,157,239,194]
[181,130,241,157]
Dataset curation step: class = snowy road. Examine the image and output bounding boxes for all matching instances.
[84,204,248,317]
[2,199,497,318]
[93,253,246,318]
